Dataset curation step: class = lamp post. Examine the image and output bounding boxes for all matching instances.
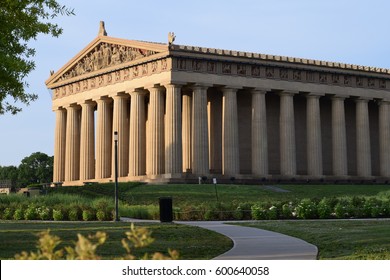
[114,131,119,222]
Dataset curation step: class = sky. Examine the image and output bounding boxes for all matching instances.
[1,0,390,167]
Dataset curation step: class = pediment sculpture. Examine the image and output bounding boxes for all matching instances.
[58,42,158,81]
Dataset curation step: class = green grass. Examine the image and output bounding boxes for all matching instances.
[236,220,390,259]
[0,221,233,260]
[49,183,390,206]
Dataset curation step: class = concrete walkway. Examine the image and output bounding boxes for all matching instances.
[178,221,318,260]
[121,218,318,260]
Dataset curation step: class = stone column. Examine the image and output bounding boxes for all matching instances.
[306,94,323,176]
[279,92,296,176]
[331,96,348,176]
[53,108,66,182]
[182,92,192,172]
[222,88,240,175]
[112,94,129,177]
[379,100,390,177]
[95,98,112,179]
[356,98,371,177]
[251,90,268,176]
[192,86,209,175]
[165,84,182,175]
[129,90,146,176]
[79,101,95,181]
[65,104,81,182]
[147,86,165,175]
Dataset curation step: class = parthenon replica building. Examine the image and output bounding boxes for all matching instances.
[46,22,390,186]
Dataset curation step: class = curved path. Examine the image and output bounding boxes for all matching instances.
[122,218,318,260]
[178,221,318,260]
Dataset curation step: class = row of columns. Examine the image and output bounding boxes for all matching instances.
[53,85,390,183]
[275,93,390,178]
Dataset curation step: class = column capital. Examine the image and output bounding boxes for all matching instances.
[355,97,371,103]
[147,85,165,93]
[65,103,80,109]
[95,96,112,103]
[191,84,210,91]
[54,106,66,112]
[221,87,241,93]
[306,92,324,98]
[129,88,147,96]
[379,99,390,105]
[331,95,348,101]
[251,89,268,95]
[112,93,129,100]
[80,100,96,107]
[278,90,297,97]
[164,83,184,89]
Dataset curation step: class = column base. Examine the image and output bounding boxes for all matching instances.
[56,174,390,186]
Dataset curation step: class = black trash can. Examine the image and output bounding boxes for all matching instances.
[159,197,173,223]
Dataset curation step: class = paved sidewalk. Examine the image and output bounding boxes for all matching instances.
[178,221,318,260]
[122,218,318,260]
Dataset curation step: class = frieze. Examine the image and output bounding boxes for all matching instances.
[170,57,388,92]
[251,65,260,76]
[57,42,158,82]
[266,67,274,78]
[280,69,289,80]
[52,59,168,100]
[368,78,375,88]
[222,63,232,74]
[356,77,364,87]
[332,74,340,84]
[192,60,202,71]
[319,73,328,84]
[293,70,302,81]
[207,61,216,73]
[237,64,246,75]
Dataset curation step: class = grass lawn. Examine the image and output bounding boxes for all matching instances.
[0,221,232,260]
[51,183,390,206]
[236,219,390,259]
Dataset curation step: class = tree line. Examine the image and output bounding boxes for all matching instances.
[0,152,53,188]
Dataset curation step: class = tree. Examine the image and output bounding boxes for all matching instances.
[18,152,53,185]
[0,0,74,114]
[0,165,19,189]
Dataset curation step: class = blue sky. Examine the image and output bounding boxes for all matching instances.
[1,0,389,166]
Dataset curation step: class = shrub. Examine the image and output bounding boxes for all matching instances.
[68,208,81,221]
[281,202,295,219]
[317,198,333,219]
[3,208,14,220]
[233,206,244,220]
[296,198,317,219]
[251,204,267,220]
[37,207,51,220]
[237,202,254,220]
[363,198,382,218]
[13,208,24,220]
[334,199,355,218]
[96,210,106,221]
[52,209,64,221]
[82,209,95,221]
[267,205,279,220]
[24,206,39,220]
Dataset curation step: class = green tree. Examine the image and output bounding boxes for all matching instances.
[18,152,53,185]
[0,165,19,181]
[0,165,19,189]
[0,0,74,114]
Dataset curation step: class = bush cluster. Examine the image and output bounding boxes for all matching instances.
[2,190,390,221]
[251,196,390,220]
[0,195,115,221]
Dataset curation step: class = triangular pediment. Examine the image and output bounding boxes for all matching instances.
[46,35,168,87]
